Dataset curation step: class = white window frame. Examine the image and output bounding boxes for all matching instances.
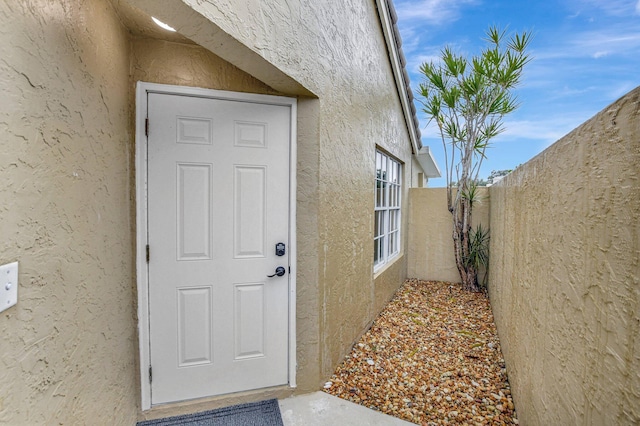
[374,150,402,271]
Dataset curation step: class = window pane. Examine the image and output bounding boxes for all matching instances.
[381,155,387,181]
[389,230,399,255]
[381,180,387,207]
[388,231,395,255]
[390,161,396,183]
[374,236,383,264]
[374,151,401,269]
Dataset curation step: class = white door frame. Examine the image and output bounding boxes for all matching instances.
[135,82,297,410]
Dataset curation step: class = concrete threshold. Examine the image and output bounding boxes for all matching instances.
[279,392,414,425]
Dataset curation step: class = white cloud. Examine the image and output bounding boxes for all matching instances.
[394,0,480,25]
[407,53,444,73]
[607,81,638,100]
[531,26,640,62]
[576,31,640,53]
[567,0,640,17]
[416,110,591,148]
[499,118,577,145]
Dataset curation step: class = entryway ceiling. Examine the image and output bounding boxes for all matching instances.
[110,0,196,45]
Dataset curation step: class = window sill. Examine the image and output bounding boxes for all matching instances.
[373,252,403,278]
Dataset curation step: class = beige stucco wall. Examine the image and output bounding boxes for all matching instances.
[408,187,490,283]
[0,1,137,424]
[131,0,421,410]
[129,37,281,96]
[488,87,640,425]
[128,0,418,388]
[128,37,324,422]
[2,0,421,423]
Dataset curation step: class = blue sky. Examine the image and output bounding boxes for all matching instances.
[394,0,640,187]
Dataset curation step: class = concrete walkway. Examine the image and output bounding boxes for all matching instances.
[279,392,414,425]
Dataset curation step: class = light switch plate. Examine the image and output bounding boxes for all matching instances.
[0,261,18,313]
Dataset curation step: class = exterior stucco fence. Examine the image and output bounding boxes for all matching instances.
[409,86,640,425]
[488,87,640,425]
[408,187,490,283]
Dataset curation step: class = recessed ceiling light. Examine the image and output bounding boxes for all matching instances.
[152,17,176,32]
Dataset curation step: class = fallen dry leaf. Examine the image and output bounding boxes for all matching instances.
[323,279,518,425]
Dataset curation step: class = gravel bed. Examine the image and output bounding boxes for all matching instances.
[323,279,518,425]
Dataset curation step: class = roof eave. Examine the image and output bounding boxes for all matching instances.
[417,146,442,178]
[375,0,422,154]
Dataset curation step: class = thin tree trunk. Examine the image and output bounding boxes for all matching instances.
[451,188,481,292]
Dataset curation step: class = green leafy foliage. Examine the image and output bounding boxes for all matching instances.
[419,27,531,291]
[465,224,490,288]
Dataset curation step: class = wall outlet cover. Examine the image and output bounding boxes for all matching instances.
[0,261,18,313]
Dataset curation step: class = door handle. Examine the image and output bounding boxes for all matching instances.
[267,266,286,278]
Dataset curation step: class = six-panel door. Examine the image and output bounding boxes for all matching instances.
[147,93,290,404]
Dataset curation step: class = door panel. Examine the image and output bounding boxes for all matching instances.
[177,163,212,260]
[177,286,213,366]
[147,93,290,405]
[234,283,265,359]
[234,166,266,258]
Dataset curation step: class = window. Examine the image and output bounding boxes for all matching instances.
[374,150,402,269]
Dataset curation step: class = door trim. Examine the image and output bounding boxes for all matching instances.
[135,82,297,410]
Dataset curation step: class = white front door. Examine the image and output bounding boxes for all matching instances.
[146,92,292,405]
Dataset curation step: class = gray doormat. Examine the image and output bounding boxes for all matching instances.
[137,399,284,426]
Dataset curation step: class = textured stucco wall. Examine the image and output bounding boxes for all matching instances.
[488,87,640,425]
[130,37,281,96]
[129,38,325,422]
[2,0,421,421]
[408,187,490,283]
[0,1,137,424]
[127,0,417,384]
